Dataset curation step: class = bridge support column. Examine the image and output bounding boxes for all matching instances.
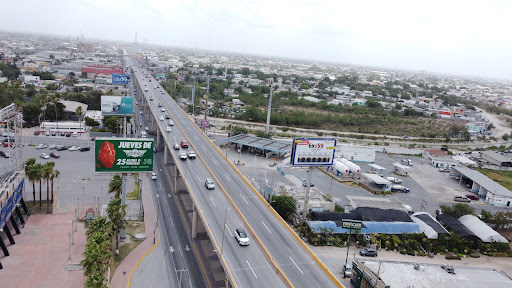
[10,215,20,234]
[0,236,8,256]
[4,225,15,245]
[192,204,198,239]
[164,145,169,165]
[15,207,25,225]
[20,198,29,215]
[156,128,161,147]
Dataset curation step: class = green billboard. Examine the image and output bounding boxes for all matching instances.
[95,138,154,172]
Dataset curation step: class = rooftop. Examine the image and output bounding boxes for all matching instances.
[347,196,407,211]
[452,166,512,198]
[362,173,391,185]
[227,134,292,154]
[481,151,512,163]
[360,259,512,288]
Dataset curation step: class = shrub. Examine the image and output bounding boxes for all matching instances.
[445,253,461,260]
[470,252,480,258]
[407,250,415,256]
[417,251,426,257]
[400,249,407,255]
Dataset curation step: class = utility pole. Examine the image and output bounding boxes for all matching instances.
[265,85,273,135]
[303,167,313,216]
[204,76,210,122]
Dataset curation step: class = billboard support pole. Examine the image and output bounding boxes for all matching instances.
[123,117,127,138]
[120,173,127,239]
[303,166,313,216]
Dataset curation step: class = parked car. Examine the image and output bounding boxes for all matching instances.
[69,146,80,151]
[51,132,57,136]
[205,178,215,190]
[151,172,157,180]
[56,145,67,151]
[187,150,196,159]
[0,151,9,158]
[391,185,410,193]
[49,152,60,158]
[39,153,50,159]
[439,167,450,172]
[179,151,187,160]
[342,264,352,279]
[359,248,378,257]
[65,132,71,137]
[401,159,413,166]
[465,194,479,200]
[181,140,188,148]
[173,142,180,150]
[36,144,48,150]
[33,131,40,136]
[441,146,449,152]
[45,131,50,136]
[386,176,402,184]
[234,228,250,246]
[302,179,314,187]
[90,137,95,141]
[49,144,58,150]
[80,147,91,152]
[454,196,471,203]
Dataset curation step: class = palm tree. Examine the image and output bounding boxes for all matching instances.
[50,169,60,203]
[107,197,126,254]
[25,158,37,203]
[42,162,55,213]
[76,106,83,137]
[108,174,122,198]
[32,163,44,207]
[51,96,59,132]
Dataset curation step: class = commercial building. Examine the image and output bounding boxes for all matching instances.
[480,151,512,167]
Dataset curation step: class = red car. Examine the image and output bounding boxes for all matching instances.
[466,194,479,200]
[34,131,40,135]
[180,140,188,148]
[50,152,60,158]
[173,142,180,150]
[0,151,9,158]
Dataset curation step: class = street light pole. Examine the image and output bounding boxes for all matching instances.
[221,208,231,259]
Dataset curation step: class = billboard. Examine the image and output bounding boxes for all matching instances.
[112,73,131,84]
[95,138,154,172]
[290,138,337,166]
[101,96,133,116]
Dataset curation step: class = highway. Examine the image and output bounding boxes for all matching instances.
[131,63,341,288]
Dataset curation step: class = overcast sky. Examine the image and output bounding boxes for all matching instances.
[2,0,512,80]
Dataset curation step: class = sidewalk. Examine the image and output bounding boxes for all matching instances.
[110,176,168,288]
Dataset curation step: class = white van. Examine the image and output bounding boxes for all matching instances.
[72,132,78,137]
[140,131,147,138]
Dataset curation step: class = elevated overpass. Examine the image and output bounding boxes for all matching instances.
[131,64,342,288]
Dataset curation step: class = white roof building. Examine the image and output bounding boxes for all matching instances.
[458,215,508,243]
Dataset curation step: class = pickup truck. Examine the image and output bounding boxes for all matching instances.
[386,177,402,184]
[454,196,471,203]
[391,185,410,193]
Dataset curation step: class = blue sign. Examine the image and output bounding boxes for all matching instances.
[112,74,131,84]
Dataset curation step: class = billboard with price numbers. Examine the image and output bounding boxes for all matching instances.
[112,73,131,84]
[95,138,153,172]
[290,138,336,166]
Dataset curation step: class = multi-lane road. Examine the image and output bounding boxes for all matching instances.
[131,63,341,288]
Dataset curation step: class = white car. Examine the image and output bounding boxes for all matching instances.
[39,153,50,159]
[166,127,171,133]
[145,126,149,131]
[168,120,174,126]
[187,151,196,159]
[151,172,157,180]
[386,177,402,184]
[49,144,58,150]
[160,108,165,112]
[69,146,80,151]
[179,151,187,160]
[159,116,164,121]
[139,111,143,115]
[205,178,215,190]
[36,144,48,150]
[235,228,250,246]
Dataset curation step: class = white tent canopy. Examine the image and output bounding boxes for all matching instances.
[459,215,508,243]
[411,212,449,240]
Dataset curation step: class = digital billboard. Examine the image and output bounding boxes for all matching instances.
[95,138,154,173]
[112,73,131,84]
[290,138,337,166]
[101,96,133,116]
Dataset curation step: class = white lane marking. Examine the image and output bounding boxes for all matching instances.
[208,196,216,207]
[262,221,271,234]
[225,224,233,236]
[290,257,304,274]
[225,174,231,182]
[202,145,206,151]
[194,135,199,140]
[240,194,249,204]
[246,260,258,278]
[212,159,217,165]
[196,174,200,182]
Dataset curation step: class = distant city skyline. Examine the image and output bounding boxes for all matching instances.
[2,0,511,80]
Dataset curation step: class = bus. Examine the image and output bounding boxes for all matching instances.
[40,121,86,135]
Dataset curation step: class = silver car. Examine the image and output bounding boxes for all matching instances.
[235,228,250,246]
[39,153,50,159]
[205,178,215,190]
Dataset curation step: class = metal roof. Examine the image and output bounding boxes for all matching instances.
[227,134,292,154]
[362,173,392,185]
[393,163,410,170]
[368,164,386,170]
[452,166,512,198]
[348,196,407,211]
[481,151,512,164]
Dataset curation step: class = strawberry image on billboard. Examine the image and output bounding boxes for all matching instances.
[95,138,154,172]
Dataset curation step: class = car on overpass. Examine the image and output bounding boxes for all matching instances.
[151,172,157,180]
[179,151,187,160]
[187,150,196,159]
[181,140,188,148]
[235,228,250,246]
[173,142,180,150]
[166,127,171,133]
[205,178,215,190]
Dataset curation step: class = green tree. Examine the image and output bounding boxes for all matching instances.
[49,54,55,59]
[107,197,126,253]
[32,163,44,207]
[22,102,41,125]
[439,203,475,218]
[85,116,100,127]
[25,158,38,203]
[103,117,120,132]
[271,195,297,220]
[76,106,83,135]
[42,162,55,213]
[108,174,122,198]
[50,169,60,203]
[502,134,510,141]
